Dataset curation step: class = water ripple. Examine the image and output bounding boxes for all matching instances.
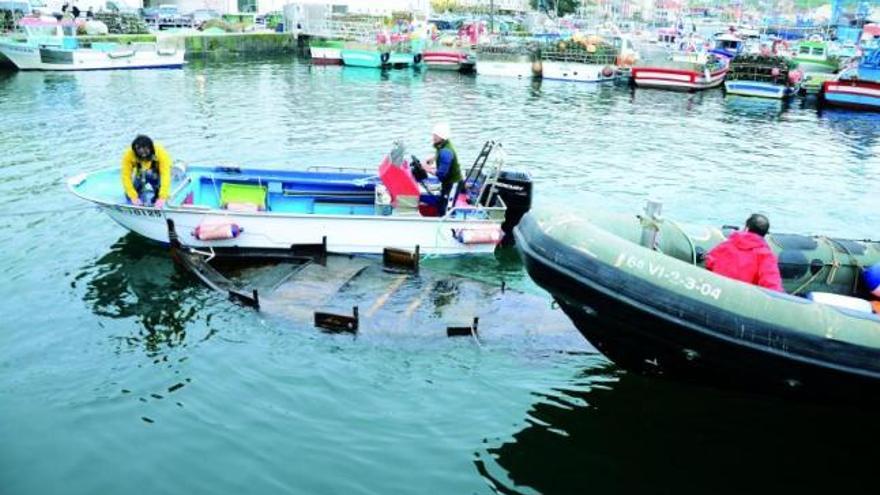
[1,56,878,494]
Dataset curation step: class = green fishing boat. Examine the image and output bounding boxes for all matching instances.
[309,39,345,65]
[794,40,841,74]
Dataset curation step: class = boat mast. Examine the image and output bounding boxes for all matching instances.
[489,0,494,34]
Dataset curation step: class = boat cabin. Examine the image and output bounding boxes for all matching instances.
[712,33,744,56]
[656,27,677,44]
[796,41,827,59]
[11,16,77,47]
[17,16,76,37]
[857,48,880,81]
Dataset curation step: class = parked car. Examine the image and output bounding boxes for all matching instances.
[190,8,219,27]
[140,6,159,28]
[156,4,192,29]
[105,1,138,14]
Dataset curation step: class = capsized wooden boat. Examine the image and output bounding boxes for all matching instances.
[68,142,533,256]
[515,206,880,403]
[168,231,579,340]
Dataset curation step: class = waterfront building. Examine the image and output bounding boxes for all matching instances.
[454,0,529,14]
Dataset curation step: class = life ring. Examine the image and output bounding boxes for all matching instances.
[601,65,614,78]
[380,52,390,64]
[414,53,422,64]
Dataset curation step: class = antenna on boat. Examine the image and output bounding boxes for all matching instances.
[639,199,663,250]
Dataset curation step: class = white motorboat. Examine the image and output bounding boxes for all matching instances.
[67,142,533,256]
[0,16,184,71]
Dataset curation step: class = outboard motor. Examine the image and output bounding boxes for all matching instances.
[494,170,532,246]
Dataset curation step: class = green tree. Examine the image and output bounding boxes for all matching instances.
[529,0,581,17]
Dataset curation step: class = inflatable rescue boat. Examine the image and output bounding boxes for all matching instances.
[515,207,880,403]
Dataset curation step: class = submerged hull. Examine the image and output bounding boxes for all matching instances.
[724,80,796,99]
[632,66,728,91]
[515,212,880,403]
[822,80,880,111]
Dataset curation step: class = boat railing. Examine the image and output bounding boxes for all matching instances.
[306,165,375,174]
[461,140,509,212]
[444,204,506,222]
[727,69,792,83]
[541,50,617,65]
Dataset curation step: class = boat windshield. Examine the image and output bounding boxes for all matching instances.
[24,25,59,37]
[23,25,74,37]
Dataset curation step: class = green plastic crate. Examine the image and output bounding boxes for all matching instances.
[220,182,267,210]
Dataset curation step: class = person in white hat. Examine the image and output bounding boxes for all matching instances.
[424,122,463,214]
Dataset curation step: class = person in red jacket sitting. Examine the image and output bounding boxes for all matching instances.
[705,213,784,292]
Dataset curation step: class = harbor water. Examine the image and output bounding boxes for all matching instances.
[1,57,879,494]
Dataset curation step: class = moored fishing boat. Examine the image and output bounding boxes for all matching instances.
[309,39,344,65]
[68,142,533,256]
[475,38,537,79]
[710,33,745,59]
[631,53,728,91]
[0,17,183,71]
[341,38,422,69]
[724,54,802,99]
[341,42,388,68]
[422,47,476,73]
[539,36,620,83]
[821,48,880,111]
[477,54,535,79]
[515,207,880,403]
[794,39,841,74]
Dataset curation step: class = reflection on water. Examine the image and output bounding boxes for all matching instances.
[819,109,880,160]
[330,64,433,85]
[627,85,715,113]
[722,94,790,120]
[75,234,212,355]
[2,55,879,494]
[478,369,880,494]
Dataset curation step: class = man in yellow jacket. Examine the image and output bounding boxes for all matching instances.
[121,135,172,209]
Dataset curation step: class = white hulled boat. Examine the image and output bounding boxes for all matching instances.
[68,143,533,256]
[0,17,184,71]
